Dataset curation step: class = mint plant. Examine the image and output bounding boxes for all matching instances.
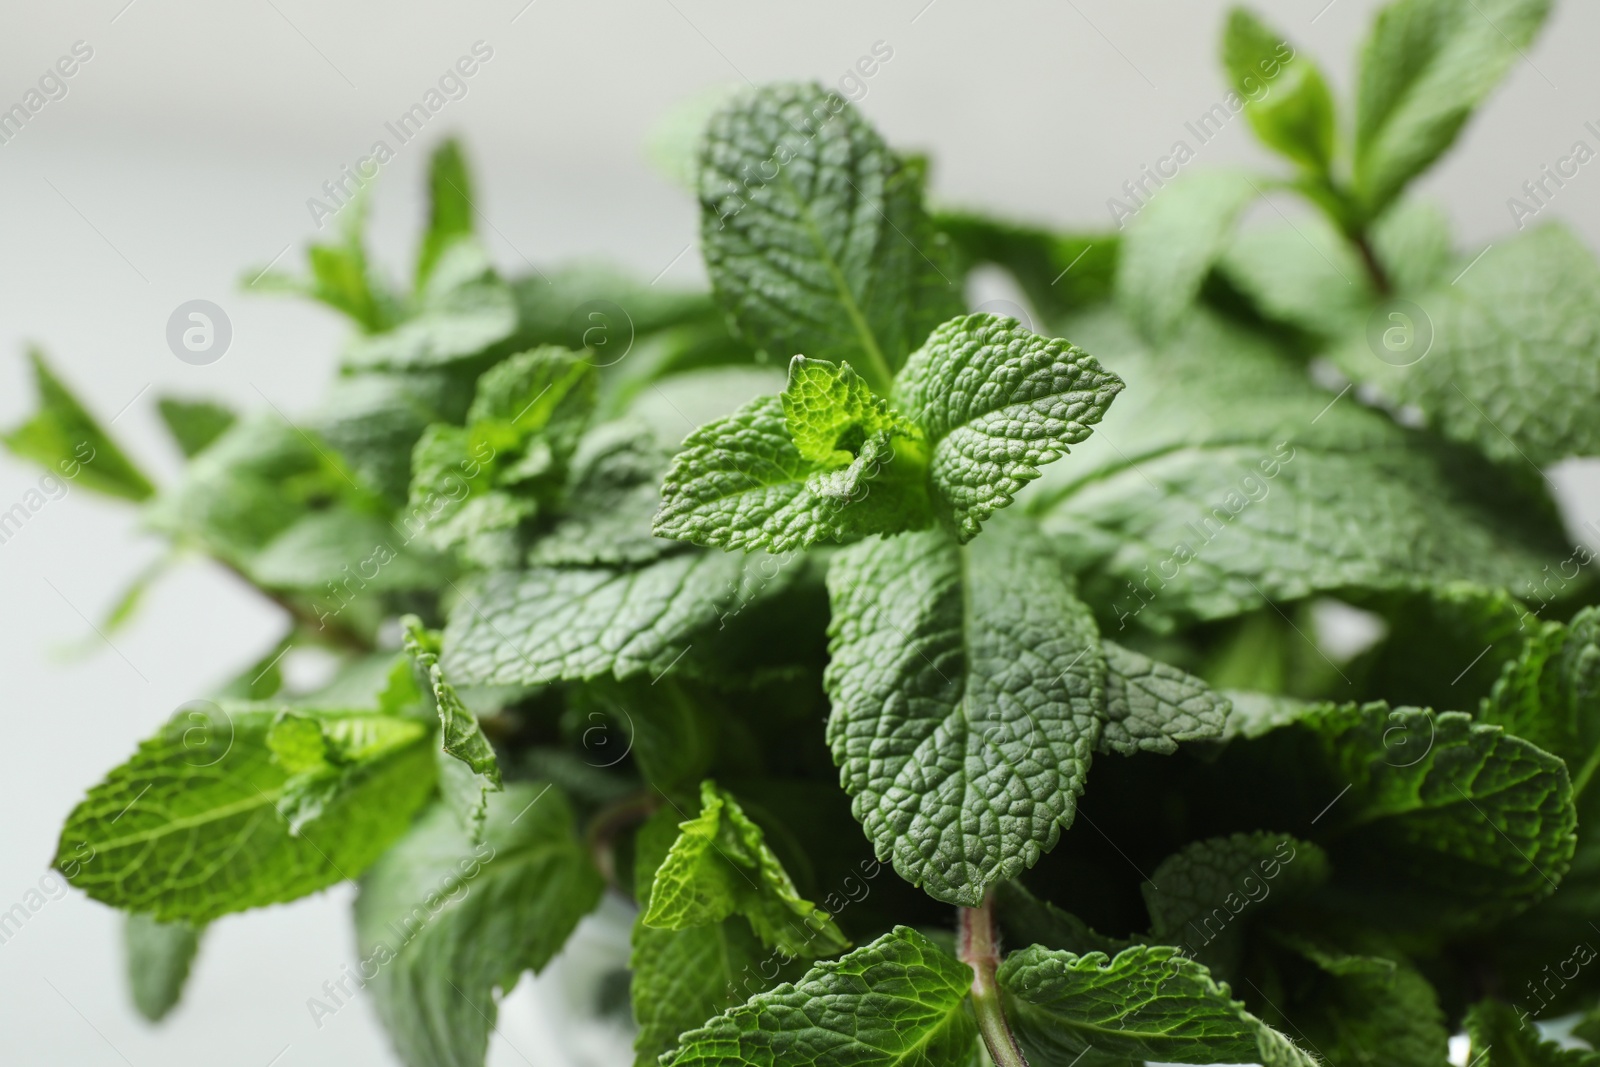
[16,1,1600,1064]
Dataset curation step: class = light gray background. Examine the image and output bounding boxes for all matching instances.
[3,2,1598,1064]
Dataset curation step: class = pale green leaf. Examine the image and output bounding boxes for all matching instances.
[402,615,502,841]
[54,705,435,921]
[643,780,848,958]
[4,348,154,501]
[417,139,476,289]
[123,914,203,1023]
[1222,8,1337,172]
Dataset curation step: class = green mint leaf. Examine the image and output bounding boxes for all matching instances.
[1099,640,1230,755]
[4,348,154,501]
[402,615,502,841]
[1033,310,1567,628]
[1353,0,1552,217]
[1222,9,1337,173]
[246,192,399,331]
[246,510,441,594]
[993,881,1129,958]
[1350,582,1531,711]
[529,422,677,566]
[824,521,1104,906]
[642,780,848,958]
[311,370,471,507]
[466,345,596,463]
[1114,169,1257,339]
[355,785,603,1067]
[631,806,783,1067]
[123,914,204,1022]
[1331,223,1600,467]
[781,355,919,466]
[1142,832,1329,976]
[441,550,792,687]
[893,313,1123,541]
[54,705,435,922]
[156,397,236,460]
[1262,701,1575,929]
[661,926,977,1067]
[699,83,962,390]
[935,211,1117,326]
[1270,938,1450,1067]
[999,943,1317,1066]
[652,392,932,553]
[266,710,432,834]
[416,138,476,289]
[1466,998,1596,1067]
[344,241,518,370]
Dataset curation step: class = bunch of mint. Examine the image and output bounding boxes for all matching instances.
[15,1,1600,1064]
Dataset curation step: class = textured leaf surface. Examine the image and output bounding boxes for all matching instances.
[1098,641,1229,755]
[632,807,784,1067]
[402,616,501,840]
[893,314,1123,541]
[1142,832,1328,975]
[1270,938,1450,1067]
[54,706,435,921]
[1278,702,1575,927]
[1114,170,1257,339]
[1031,309,1565,628]
[643,780,847,957]
[653,393,931,553]
[824,522,1104,906]
[699,83,961,389]
[1331,224,1600,466]
[442,550,789,686]
[529,421,676,566]
[661,926,976,1067]
[999,944,1316,1066]
[356,786,603,1067]
[3,348,154,501]
[1353,0,1551,215]
[123,914,203,1022]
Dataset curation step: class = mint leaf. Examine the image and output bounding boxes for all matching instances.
[123,914,203,1022]
[156,397,236,459]
[402,616,502,841]
[993,881,1128,957]
[1331,223,1600,466]
[999,943,1317,1066]
[246,510,441,593]
[824,521,1105,906]
[54,705,436,921]
[1466,997,1597,1067]
[344,242,518,370]
[529,421,677,566]
[652,392,931,553]
[893,313,1123,541]
[417,139,476,289]
[661,926,977,1067]
[247,191,398,331]
[1264,701,1575,928]
[1099,641,1230,755]
[1142,833,1329,975]
[631,806,781,1067]
[1269,938,1450,1067]
[1114,170,1257,339]
[441,550,791,686]
[699,83,961,390]
[781,356,918,466]
[1032,310,1567,627]
[642,780,848,958]
[1353,0,1552,217]
[1222,8,1337,173]
[355,785,603,1067]
[4,348,154,501]
[935,212,1118,326]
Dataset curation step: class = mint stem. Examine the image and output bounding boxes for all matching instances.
[1353,230,1393,296]
[958,889,1031,1067]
